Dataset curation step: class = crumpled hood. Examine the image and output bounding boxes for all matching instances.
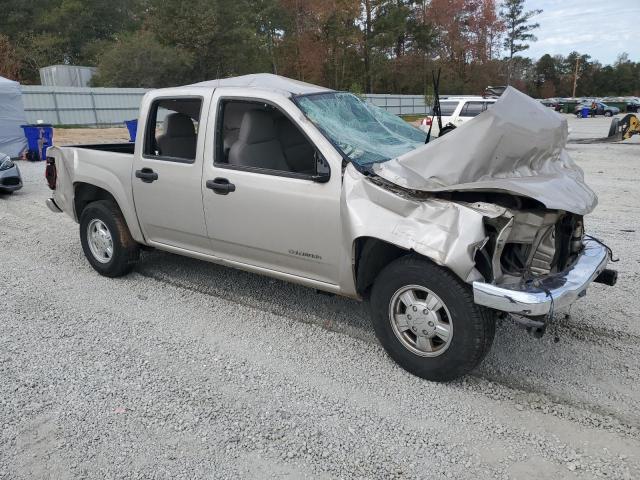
[372,87,597,215]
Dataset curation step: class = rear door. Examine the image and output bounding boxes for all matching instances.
[200,91,343,285]
[132,89,213,254]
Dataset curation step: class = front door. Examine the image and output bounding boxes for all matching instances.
[201,93,342,285]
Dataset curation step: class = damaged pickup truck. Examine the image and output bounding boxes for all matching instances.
[45,74,617,381]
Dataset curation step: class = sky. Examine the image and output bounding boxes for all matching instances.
[524,0,640,65]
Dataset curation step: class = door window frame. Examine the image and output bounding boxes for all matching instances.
[142,95,204,164]
[213,97,330,181]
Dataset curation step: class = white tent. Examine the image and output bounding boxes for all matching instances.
[0,76,28,157]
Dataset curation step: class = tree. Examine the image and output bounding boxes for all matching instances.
[91,32,195,88]
[0,35,22,80]
[500,0,541,84]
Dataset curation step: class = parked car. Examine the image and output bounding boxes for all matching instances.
[0,153,22,193]
[539,99,559,109]
[419,97,497,136]
[44,74,616,382]
[574,102,620,117]
[626,100,640,113]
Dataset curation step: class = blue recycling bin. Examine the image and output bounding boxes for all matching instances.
[21,124,53,161]
[125,119,138,142]
[581,107,590,119]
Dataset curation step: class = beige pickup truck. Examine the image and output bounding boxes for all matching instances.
[45,74,617,381]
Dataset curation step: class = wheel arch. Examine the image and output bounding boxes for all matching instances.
[73,182,145,243]
[354,237,411,298]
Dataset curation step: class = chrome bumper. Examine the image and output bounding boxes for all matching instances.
[46,197,63,213]
[473,238,609,316]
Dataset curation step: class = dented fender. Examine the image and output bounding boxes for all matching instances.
[340,164,507,291]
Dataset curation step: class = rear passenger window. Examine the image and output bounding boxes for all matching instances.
[460,102,485,117]
[144,97,202,163]
[439,102,458,116]
[216,100,317,176]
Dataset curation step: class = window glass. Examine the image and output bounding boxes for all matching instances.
[144,98,202,162]
[217,100,317,175]
[439,101,458,116]
[461,101,485,117]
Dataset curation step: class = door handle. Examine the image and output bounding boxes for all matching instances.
[206,178,236,195]
[135,168,158,183]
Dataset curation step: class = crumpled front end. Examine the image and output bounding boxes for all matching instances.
[342,165,612,317]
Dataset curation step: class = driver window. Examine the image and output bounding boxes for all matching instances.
[217,100,317,175]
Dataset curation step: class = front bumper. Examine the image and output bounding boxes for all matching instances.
[0,165,23,192]
[473,238,609,316]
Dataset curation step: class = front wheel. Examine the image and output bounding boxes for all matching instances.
[604,111,613,117]
[79,200,140,277]
[370,255,495,382]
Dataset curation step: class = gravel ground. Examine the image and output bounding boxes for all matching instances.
[1,116,639,479]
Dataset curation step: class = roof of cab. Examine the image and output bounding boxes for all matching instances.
[190,73,333,96]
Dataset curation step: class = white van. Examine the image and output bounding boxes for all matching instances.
[420,97,497,137]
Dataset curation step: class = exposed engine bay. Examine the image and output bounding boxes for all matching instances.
[475,209,584,284]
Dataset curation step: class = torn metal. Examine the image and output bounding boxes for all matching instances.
[341,164,507,283]
[372,87,597,216]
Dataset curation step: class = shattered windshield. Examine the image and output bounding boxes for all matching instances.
[295,92,426,166]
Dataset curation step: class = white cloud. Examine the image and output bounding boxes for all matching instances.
[520,0,640,64]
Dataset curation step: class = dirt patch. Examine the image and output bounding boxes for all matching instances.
[53,128,131,146]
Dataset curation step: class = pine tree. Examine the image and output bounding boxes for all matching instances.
[500,0,542,84]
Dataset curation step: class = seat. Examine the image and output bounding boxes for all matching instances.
[222,106,245,160]
[228,110,289,171]
[277,119,315,174]
[157,113,197,159]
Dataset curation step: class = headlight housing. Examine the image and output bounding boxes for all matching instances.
[0,154,14,171]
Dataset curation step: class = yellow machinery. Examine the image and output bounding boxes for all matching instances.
[608,113,640,141]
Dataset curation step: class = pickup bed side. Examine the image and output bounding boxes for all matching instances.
[47,145,145,243]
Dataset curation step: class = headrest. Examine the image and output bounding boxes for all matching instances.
[277,118,306,148]
[238,110,277,144]
[163,113,196,137]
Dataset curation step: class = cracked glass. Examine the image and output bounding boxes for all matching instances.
[295,92,426,167]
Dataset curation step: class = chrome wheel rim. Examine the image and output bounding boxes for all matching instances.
[87,219,113,264]
[389,285,453,357]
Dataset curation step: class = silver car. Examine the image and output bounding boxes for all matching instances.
[0,153,23,193]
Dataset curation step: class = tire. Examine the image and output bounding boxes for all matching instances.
[79,200,140,277]
[604,111,613,117]
[370,255,495,382]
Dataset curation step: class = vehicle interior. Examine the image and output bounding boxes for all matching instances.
[217,100,316,175]
[144,98,202,161]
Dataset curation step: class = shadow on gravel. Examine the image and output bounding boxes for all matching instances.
[134,249,374,342]
[132,249,640,433]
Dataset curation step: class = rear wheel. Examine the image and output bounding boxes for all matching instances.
[79,200,140,277]
[370,255,495,382]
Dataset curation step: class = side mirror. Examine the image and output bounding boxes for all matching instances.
[312,170,330,183]
[312,150,331,183]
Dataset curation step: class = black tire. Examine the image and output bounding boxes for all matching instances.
[79,200,140,277]
[604,111,613,117]
[370,255,495,382]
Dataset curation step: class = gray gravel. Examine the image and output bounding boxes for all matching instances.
[1,116,639,479]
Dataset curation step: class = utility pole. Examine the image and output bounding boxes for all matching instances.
[572,57,580,98]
